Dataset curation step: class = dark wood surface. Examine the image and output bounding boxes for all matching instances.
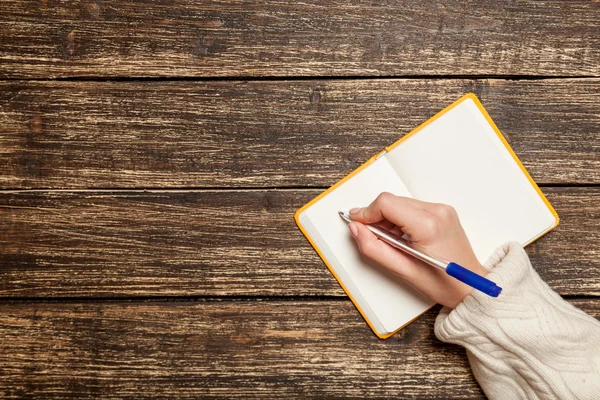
[1,188,599,298]
[1,0,599,398]
[1,79,599,188]
[1,0,599,78]
[1,299,598,399]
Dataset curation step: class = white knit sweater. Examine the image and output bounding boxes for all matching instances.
[434,242,600,400]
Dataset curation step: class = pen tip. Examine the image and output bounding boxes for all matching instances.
[338,211,352,223]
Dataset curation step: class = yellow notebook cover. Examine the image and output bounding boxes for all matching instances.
[295,93,559,339]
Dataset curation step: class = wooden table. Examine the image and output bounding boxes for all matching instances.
[1,1,599,398]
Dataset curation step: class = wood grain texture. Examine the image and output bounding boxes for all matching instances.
[1,0,599,78]
[2,1,599,397]
[1,79,599,189]
[1,187,597,298]
[0,299,597,399]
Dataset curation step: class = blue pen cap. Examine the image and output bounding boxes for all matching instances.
[446,262,502,297]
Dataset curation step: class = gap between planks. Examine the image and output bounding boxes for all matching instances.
[0,294,595,304]
[0,184,599,194]
[1,75,600,84]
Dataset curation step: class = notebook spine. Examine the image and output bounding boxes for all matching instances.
[374,149,387,160]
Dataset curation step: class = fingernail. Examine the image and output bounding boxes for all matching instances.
[349,208,360,215]
[348,222,358,238]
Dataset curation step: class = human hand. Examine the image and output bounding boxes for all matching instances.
[347,193,488,308]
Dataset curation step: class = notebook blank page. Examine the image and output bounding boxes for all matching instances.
[385,98,556,262]
[301,157,433,333]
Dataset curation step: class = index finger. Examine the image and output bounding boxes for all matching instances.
[350,193,432,238]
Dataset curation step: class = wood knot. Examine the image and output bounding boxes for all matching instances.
[309,85,326,109]
[309,89,321,104]
[86,1,102,18]
[26,159,41,176]
[17,156,42,178]
[28,114,43,135]
[469,80,490,101]
[260,193,273,212]
[230,332,254,345]
[194,31,226,56]
[62,30,76,59]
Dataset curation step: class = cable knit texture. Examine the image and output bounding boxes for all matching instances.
[435,242,600,400]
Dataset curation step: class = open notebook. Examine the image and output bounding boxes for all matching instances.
[295,93,559,339]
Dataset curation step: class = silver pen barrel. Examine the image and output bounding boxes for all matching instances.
[338,211,448,270]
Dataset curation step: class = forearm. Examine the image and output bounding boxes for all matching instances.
[435,242,600,400]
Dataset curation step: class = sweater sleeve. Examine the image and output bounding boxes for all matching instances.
[434,242,600,400]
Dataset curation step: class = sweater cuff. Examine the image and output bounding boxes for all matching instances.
[434,242,600,399]
[435,241,557,343]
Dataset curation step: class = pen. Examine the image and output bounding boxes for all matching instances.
[338,211,502,297]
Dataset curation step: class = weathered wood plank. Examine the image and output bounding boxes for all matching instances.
[0,299,597,399]
[1,0,598,78]
[1,79,599,189]
[0,187,597,297]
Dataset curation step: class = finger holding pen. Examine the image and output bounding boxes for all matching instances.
[346,192,497,308]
